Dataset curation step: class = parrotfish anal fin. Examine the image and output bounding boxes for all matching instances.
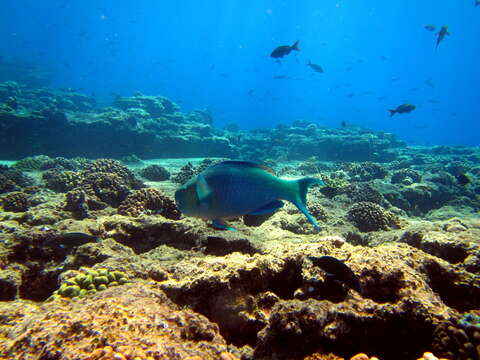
[212,219,237,231]
[293,177,325,232]
[196,174,212,205]
[294,201,320,232]
[248,200,284,215]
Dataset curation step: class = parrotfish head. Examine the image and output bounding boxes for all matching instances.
[174,179,201,217]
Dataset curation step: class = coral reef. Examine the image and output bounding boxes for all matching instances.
[1,191,30,212]
[391,168,422,185]
[0,167,34,193]
[432,312,480,360]
[139,164,170,181]
[347,201,399,232]
[42,169,81,192]
[51,268,128,299]
[173,162,196,184]
[1,83,480,360]
[1,283,229,360]
[340,161,388,181]
[117,188,180,219]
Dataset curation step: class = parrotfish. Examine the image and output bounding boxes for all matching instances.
[174,161,324,231]
[270,40,300,58]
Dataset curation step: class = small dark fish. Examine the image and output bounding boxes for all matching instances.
[308,256,361,292]
[388,103,416,117]
[347,92,355,98]
[270,40,300,58]
[273,75,290,80]
[340,121,347,127]
[436,25,450,50]
[475,0,480,7]
[424,78,435,87]
[424,24,436,32]
[247,89,255,96]
[307,60,324,73]
[379,55,388,61]
[456,173,471,186]
[54,232,100,248]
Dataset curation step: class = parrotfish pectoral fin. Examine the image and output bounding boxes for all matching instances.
[248,200,284,215]
[212,219,237,231]
[294,177,324,231]
[196,174,212,210]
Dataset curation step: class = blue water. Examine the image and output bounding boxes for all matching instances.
[1,1,479,146]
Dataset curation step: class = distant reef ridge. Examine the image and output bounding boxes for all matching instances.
[0,81,407,161]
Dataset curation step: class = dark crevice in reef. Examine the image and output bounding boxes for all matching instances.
[254,300,435,360]
[422,260,480,312]
[162,257,305,349]
[268,258,304,300]
[360,267,404,304]
[19,265,60,301]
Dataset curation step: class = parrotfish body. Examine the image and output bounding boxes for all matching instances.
[174,161,324,231]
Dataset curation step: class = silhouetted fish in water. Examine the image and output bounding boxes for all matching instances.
[307,60,324,73]
[475,0,480,7]
[388,104,416,117]
[424,24,436,32]
[340,121,347,128]
[436,25,450,50]
[308,256,361,292]
[273,75,290,80]
[456,173,471,186]
[270,40,300,58]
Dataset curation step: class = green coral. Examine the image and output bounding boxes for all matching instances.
[321,172,350,189]
[51,268,129,300]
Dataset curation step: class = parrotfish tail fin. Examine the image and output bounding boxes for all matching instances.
[212,219,237,231]
[292,40,300,51]
[388,109,396,117]
[294,177,325,232]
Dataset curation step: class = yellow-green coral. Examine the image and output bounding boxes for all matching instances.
[321,173,349,189]
[51,268,129,300]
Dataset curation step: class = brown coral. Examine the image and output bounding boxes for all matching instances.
[117,188,181,219]
[347,202,399,232]
[2,283,228,360]
[42,169,81,192]
[432,316,480,360]
[1,191,30,212]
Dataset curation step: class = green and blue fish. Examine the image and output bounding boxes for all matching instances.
[174,161,324,231]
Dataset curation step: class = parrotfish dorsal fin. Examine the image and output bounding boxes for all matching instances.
[210,160,276,175]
